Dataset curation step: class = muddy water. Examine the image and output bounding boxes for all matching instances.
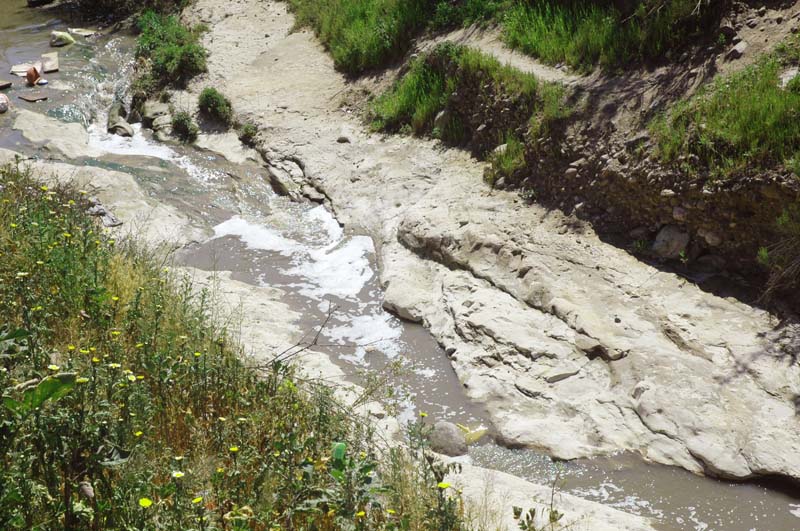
[4,2,800,530]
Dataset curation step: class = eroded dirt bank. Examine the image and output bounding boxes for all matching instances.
[182,0,800,483]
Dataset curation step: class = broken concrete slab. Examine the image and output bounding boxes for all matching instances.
[11,64,33,77]
[0,81,12,90]
[18,93,48,103]
[41,52,59,73]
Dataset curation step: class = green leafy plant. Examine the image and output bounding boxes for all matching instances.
[171,111,199,142]
[136,11,207,90]
[237,123,259,147]
[198,88,234,126]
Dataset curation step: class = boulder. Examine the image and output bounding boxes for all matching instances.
[142,101,170,128]
[429,421,467,457]
[726,41,748,61]
[0,94,9,114]
[50,31,76,48]
[652,225,690,259]
[107,102,134,138]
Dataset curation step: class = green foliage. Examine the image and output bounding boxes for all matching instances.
[286,0,429,74]
[171,111,199,143]
[503,0,710,70]
[372,43,567,152]
[136,11,207,90]
[288,0,716,74]
[651,57,800,176]
[431,0,509,29]
[238,123,259,148]
[198,88,234,126]
[371,56,448,134]
[0,164,469,530]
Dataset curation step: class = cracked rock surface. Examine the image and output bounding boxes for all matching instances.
[182,0,800,483]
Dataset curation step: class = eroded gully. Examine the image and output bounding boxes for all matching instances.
[2,2,799,529]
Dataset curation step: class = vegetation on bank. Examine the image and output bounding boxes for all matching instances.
[286,0,722,74]
[371,43,567,183]
[0,164,468,530]
[172,110,200,142]
[285,0,429,74]
[651,47,800,177]
[134,11,207,93]
[199,88,234,126]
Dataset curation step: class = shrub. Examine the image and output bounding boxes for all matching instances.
[0,163,470,531]
[136,11,207,90]
[198,88,233,126]
[171,111,198,142]
[238,122,259,147]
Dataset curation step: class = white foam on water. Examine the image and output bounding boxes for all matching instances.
[287,236,374,301]
[306,204,343,242]
[212,216,300,255]
[88,123,176,159]
[326,312,403,364]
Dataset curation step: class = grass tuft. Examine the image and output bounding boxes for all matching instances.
[285,0,429,74]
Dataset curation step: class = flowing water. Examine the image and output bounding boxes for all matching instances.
[3,2,800,529]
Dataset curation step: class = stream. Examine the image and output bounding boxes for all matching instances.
[2,2,800,529]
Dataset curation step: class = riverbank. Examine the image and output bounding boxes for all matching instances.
[179,0,800,483]
[6,0,800,528]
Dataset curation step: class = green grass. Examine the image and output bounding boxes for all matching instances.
[198,88,234,126]
[651,56,800,176]
[287,0,716,74]
[503,0,711,70]
[371,43,566,149]
[286,0,429,74]
[135,11,207,91]
[0,164,467,530]
[485,133,526,186]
